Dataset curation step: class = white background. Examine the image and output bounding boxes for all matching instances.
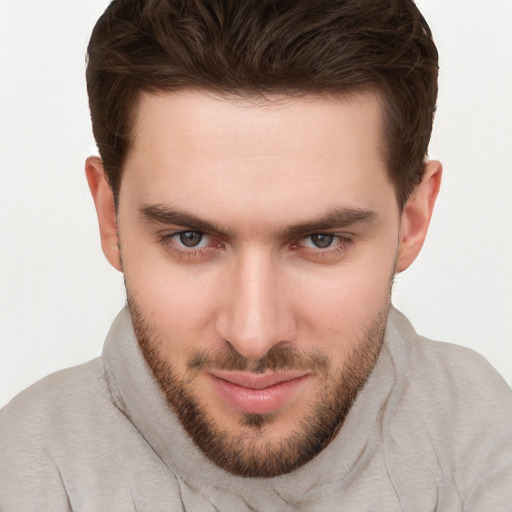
[1,0,511,408]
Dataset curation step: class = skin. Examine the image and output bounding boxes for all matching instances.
[86,90,441,475]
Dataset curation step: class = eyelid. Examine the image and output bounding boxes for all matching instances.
[291,233,354,262]
[172,230,209,249]
[296,232,353,246]
[156,228,354,262]
[158,229,225,261]
[164,229,210,245]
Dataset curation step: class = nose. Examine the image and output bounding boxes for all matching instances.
[216,248,295,361]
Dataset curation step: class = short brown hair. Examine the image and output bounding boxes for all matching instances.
[86,0,438,208]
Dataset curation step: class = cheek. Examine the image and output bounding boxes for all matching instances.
[122,249,222,339]
[290,248,395,350]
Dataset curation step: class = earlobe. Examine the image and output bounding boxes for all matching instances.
[396,160,442,273]
[85,156,122,271]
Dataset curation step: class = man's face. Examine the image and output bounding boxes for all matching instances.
[116,91,401,476]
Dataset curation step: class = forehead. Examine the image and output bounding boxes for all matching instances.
[131,89,385,158]
[121,90,395,228]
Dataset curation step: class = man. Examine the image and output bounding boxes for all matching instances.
[1,0,511,510]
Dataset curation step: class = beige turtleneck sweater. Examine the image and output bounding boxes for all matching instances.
[1,307,511,511]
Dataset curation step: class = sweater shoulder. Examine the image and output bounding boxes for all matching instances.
[407,334,512,413]
[1,357,109,434]
[384,315,512,508]
[0,359,111,510]
[386,308,512,414]
[0,357,183,510]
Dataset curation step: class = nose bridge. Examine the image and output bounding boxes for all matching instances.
[218,246,292,361]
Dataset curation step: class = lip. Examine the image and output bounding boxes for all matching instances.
[208,370,310,415]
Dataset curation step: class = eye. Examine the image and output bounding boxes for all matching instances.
[291,233,354,262]
[177,231,205,248]
[300,233,336,249]
[158,230,223,260]
[308,234,335,249]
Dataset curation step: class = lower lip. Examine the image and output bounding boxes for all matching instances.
[208,374,310,415]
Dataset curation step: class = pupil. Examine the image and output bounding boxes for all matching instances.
[179,231,202,247]
[311,234,334,248]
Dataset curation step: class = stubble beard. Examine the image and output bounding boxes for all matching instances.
[127,293,389,478]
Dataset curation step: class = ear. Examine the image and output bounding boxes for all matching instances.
[85,156,121,271]
[396,160,442,273]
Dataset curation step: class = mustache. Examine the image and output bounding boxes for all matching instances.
[187,344,330,374]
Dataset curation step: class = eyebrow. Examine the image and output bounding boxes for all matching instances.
[140,204,229,236]
[139,203,377,238]
[277,206,377,239]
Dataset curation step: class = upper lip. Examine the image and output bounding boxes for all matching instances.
[208,370,309,389]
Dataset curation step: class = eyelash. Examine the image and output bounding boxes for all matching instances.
[158,231,223,260]
[158,230,354,261]
[292,235,354,261]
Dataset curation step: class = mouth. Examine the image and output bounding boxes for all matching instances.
[207,370,311,415]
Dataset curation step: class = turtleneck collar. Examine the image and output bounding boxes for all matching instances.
[102,306,409,505]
